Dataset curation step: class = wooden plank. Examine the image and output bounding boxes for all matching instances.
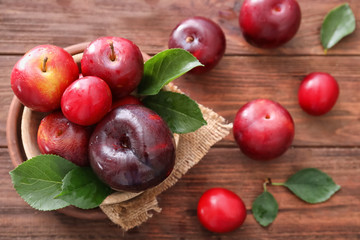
[1,147,359,239]
[0,56,18,147]
[0,0,359,55]
[171,55,360,147]
[1,1,359,239]
[1,55,359,147]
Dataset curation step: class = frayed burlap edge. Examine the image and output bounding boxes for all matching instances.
[99,83,232,231]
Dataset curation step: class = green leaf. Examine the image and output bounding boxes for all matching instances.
[9,154,77,211]
[321,3,356,51]
[137,48,203,95]
[55,167,112,209]
[142,91,207,133]
[284,168,341,204]
[252,191,278,227]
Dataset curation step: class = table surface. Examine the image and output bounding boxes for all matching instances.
[1,0,360,239]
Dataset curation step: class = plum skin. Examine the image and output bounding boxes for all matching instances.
[197,188,247,233]
[298,72,339,116]
[233,99,295,161]
[111,95,142,110]
[239,0,301,48]
[81,36,144,99]
[89,104,176,192]
[168,16,226,74]
[37,111,92,166]
[61,76,112,126]
[10,45,79,112]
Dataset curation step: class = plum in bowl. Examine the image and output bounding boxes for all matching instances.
[6,42,167,220]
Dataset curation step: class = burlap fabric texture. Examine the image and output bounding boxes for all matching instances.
[99,83,233,231]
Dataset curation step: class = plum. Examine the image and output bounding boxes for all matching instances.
[37,111,92,166]
[298,72,339,116]
[111,95,142,110]
[239,0,301,48]
[61,76,112,126]
[168,16,226,73]
[11,45,79,112]
[233,99,295,160]
[89,104,176,192]
[81,36,144,99]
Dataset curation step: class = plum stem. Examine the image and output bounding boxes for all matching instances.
[272,182,285,186]
[263,178,272,192]
[186,36,194,43]
[109,42,116,61]
[273,4,282,12]
[42,56,48,72]
[263,178,285,191]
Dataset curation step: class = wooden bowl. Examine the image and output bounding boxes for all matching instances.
[7,42,150,220]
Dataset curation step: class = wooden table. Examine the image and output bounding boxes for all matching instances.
[1,0,359,239]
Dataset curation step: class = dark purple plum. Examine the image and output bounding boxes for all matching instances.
[89,105,176,192]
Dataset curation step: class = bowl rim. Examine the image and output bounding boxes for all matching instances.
[6,42,111,220]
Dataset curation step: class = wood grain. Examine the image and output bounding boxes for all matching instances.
[0,56,18,147]
[0,0,360,55]
[1,147,359,239]
[1,0,360,239]
[1,56,360,147]
[173,55,360,147]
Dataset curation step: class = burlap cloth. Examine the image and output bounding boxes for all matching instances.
[99,83,232,230]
